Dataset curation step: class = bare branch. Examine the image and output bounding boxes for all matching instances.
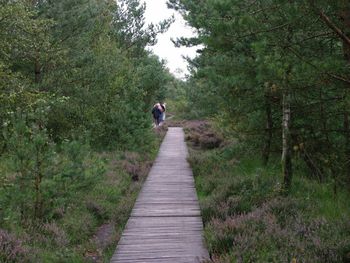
[308,0,350,47]
[318,10,350,47]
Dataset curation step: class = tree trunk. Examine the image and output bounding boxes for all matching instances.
[340,4,350,62]
[262,91,273,166]
[34,144,43,219]
[34,58,41,84]
[282,89,292,191]
[344,112,350,183]
[301,149,323,182]
[317,88,338,195]
[340,3,350,185]
[19,159,27,221]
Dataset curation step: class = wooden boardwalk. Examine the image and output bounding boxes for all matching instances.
[110,127,209,263]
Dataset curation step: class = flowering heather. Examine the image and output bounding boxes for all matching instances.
[205,198,349,262]
[42,223,68,247]
[185,121,350,263]
[0,229,29,262]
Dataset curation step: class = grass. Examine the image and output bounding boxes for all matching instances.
[291,176,350,221]
[183,121,350,263]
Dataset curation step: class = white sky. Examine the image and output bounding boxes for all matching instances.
[143,0,198,79]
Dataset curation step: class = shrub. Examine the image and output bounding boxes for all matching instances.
[205,198,350,263]
[0,229,30,263]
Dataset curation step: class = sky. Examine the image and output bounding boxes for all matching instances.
[143,0,198,79]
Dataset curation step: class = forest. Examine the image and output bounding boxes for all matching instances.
[1,0,350,262]
[0,0,172,261]
[166,0,350,262]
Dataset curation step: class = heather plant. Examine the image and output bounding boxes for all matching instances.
[0,229,30,263]
[184,122,350,263]
[205,199,350,263]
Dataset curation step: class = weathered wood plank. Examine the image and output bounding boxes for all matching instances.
[110,128,209,263]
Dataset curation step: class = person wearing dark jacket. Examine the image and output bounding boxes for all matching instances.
[152,103,162,127]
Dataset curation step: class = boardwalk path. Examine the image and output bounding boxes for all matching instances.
[111,127,209,263]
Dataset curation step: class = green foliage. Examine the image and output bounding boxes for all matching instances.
[114,0,173,54]
[0,0,171,260]
[0,141,157,261]
[1,0,172,148]
[169,0,350,190]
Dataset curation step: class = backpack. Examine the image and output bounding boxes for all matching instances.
[152,106,160,118]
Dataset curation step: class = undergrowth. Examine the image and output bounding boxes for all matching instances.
[0,132,163,262]
[185,121,350,263]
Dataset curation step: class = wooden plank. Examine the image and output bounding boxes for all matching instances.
[110,128,209,263]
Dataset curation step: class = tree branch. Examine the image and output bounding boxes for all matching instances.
[318,10,350,47]
[308,0,350,47]
[234,23,290,40]
[287,46,350,85]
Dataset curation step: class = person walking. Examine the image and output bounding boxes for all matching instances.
[152,103,162,127]
[160,102,166,124]
[152,102,166,127]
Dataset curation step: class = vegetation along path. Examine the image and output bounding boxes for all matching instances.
[111,127,209,263]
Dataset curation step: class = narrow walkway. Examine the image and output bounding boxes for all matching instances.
[111,127,209,263]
